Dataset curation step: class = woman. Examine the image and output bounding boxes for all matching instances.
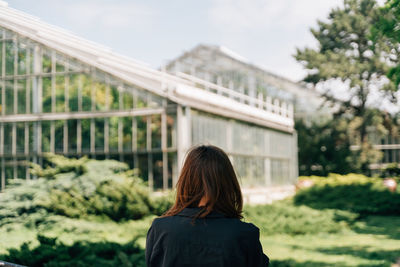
[145,145,269,267]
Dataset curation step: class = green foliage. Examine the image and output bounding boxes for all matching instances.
[296,117,354,176]
[371,0,400,87]
[295,0,398,173]
[380,162,400,177]
[294,173,400,215]
[0,154,172,226]
[244,200,358,236]
[1,234,145,267]
[149,191,175,216]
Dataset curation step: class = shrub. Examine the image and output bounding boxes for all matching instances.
[1,234,145,267]
[294,173,400,216]
[243,200,358,235]
[0,154,173,225]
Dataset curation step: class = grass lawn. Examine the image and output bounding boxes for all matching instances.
[261,215,400,267]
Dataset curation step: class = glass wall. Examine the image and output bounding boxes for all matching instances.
[0,27,297,191]
[0,27,177,191]
[191,110,296,187]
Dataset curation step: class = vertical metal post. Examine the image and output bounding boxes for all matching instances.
[161,101,168,190]
[0,123,3,190]
[1,31,5,116]
[65,62,69,112]
[26,48,31,113]
[24,122,29,155]
[50,121,55,153]
[63,121,68,154]
[78,74,82,111]
[11,123,16,156]
[104,118,109,155]
[1,157,4,191]
[176,105,191,185]
[105,77,110,110]
[132,117,138,168]
[13,36,17,115]
[77,119,81,154]
[51,51,56,113]
[32,45,41,168]
[147,115,153,190]
[90,119,95,154]
[118,117,123,153]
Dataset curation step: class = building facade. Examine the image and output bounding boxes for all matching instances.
[0,3,297,191]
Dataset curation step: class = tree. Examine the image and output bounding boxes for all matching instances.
[295,0,398,172]
[372,0,400,86]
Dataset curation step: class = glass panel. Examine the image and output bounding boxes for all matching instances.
[5,40,14,76]
[135,89,148,108]
[122,88,133,110]
[167,114,176,148]
[17,79,26,114]
[151,114,161,149]
[110,84,119,110]
[17,164,26,179]
[42,49,52,73]
[69,74,79,112]
[81,74,92,111]
[17,40,27,75]
[153,152,163,189]
[94,80,107,111]
[28,122,35,154]
[137,116,147,150]
[42,77,51,113]
[122,117,132,152]
[16,122,25,154]
[81,119,90,153]
[109,117,119,152]
[4,123,12,154]
[41,121,51,152]
[0,41,2,75]
[56,75,65,112]
[55,120,64,153]
[68,120,77,153]
[95,118,104,152]
[0,80,2,114]
[5,80,14,115]
[55,53,65,72]
[138,154,148,181]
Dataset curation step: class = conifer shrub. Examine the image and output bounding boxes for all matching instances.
[0,154,173,225]
[2,234,145,267]
[244,200,358,235]
[294,174,400,216]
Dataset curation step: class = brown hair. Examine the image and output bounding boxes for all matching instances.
[162,145,243,219]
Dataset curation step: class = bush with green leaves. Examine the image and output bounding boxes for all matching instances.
[0,154,173,227]
[244,200,358,236]
[1,234,145,267]
[294,173,400,216]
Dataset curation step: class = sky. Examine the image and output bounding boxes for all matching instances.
[6,0,346,82]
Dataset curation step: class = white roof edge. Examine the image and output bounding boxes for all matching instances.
[218,46,250,64]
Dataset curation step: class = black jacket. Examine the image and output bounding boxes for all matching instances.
[145,207,269,267]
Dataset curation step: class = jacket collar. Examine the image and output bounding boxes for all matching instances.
[177,207,226,218]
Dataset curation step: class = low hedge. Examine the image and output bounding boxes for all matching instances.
[244,200,358,235]
[1,234,145,267]
[294,173,400,216]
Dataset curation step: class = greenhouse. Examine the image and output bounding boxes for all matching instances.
[0,3,297,191]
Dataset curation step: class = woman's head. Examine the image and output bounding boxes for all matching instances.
[163,145,243,219]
